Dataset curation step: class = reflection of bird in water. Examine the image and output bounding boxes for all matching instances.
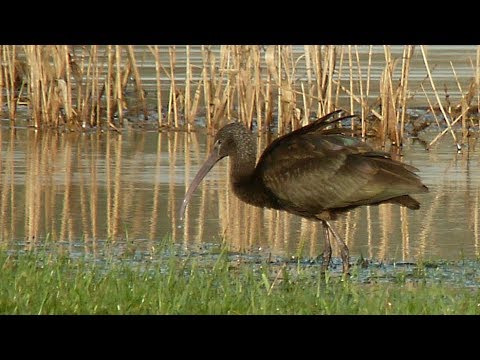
[180,110,429,274]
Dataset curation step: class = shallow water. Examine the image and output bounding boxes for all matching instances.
[1,125,479,269]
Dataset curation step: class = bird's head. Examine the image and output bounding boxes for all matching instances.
[179,122,252,221]
[212,122,251,159]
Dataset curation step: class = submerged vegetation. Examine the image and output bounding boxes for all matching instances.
[1,45,480,147]
[1,243,479,315]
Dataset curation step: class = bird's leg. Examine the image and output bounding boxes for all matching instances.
[321,220,332,273]
[324,221,350,274]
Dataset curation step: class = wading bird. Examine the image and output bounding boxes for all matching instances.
[179,110,428,274]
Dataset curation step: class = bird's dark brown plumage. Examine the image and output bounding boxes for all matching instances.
[180,110,429,274]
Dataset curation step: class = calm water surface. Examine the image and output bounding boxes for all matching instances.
[1,124,479,265]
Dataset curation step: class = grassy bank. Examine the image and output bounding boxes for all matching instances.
[1,247,478,315]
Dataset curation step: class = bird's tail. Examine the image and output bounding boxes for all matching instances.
[389,195,421,210]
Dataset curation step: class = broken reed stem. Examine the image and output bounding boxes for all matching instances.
[127,45,148,121]
[420,83,442,129]
[428,107,470,148]
[450,61,466,136]
[420,45,461,151]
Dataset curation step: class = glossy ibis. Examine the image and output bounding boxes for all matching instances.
[180,110,428,274]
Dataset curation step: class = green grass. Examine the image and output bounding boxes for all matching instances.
[0,246,479,315]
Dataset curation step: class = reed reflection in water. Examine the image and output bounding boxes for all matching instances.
[0,126,479,262]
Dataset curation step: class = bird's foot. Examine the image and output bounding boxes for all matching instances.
[342,260,350,275]
[321,252,332,274]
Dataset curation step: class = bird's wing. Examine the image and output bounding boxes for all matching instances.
[256,134,426,214]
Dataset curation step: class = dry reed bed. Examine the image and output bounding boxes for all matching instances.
[1,45,479,147]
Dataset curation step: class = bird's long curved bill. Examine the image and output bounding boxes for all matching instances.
[179,150,221,221]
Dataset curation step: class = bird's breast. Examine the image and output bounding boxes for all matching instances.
[231,178,280,210]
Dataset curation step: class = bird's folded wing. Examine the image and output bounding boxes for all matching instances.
[257,135,426,213]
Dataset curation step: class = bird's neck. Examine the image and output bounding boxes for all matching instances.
[229,140,257,189]
[229,143,277,209]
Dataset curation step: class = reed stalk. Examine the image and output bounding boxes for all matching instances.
[276,46,283,134]
[223,50,234,127]
[303,45,313,125]
[0,47,3,116]
[201,45,212,129]
[63,46,73,123]
[185,45,192,131]
[2,46,17,124]
[334,46,344,114]
[106,45,114,125]
[381,45,399,145]
[72,46,85,128]
[264,46,277,130]
[148,45,162,127]
[115,46,124,126]
[398,45,414,142]
[348,45,355,118]
[324,46,336,115]
[354,45,368,135]
[91,45,101,128]
[168,46,178,127]
[253,46,263,131]
[477,46,480,128]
